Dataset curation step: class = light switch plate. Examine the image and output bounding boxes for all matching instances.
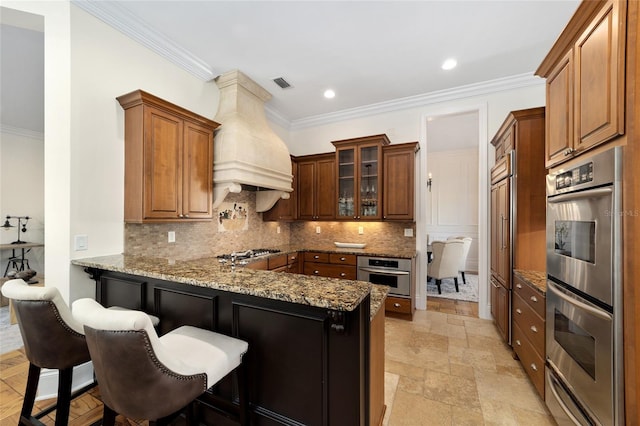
[404,228,414,237]
[316,226,321,234]
[358,226,364,235]
[277,226,281,234]
[168,231,176,243]
[74,234,88,251]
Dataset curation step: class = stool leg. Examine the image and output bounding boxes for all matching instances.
[102,405,117,426]
[21,363,41,423]
[461,271,467,284]
[54,367,73,426]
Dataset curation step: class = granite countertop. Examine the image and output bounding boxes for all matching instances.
[72,254,388,320]
[513,269,546,294]
[269,244,416,260]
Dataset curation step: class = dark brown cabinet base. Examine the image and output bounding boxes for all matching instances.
[89,269,372,425]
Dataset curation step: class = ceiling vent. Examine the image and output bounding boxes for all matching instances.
[272,77,292,89]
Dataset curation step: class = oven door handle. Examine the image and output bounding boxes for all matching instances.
[546,367,589,426]
[547,280,612,321]
[548,186,612,203]
[358,267,409,276]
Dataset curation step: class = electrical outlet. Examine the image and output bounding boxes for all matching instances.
[404,228,414,237]
[74,234,88,251]
[316,226,321,234]
[168,231,176,243]
[277,226,281,234]
[358,226,364,235]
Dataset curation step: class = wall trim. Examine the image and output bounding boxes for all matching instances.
[36,361,94,401]
[0,124,44,140]
[71,0,218,81]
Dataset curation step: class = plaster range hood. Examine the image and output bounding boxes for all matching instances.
[213,70,293,212]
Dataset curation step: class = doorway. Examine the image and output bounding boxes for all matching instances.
[416,105,490,319]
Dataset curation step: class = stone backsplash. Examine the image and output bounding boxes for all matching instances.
[125,191,416,259]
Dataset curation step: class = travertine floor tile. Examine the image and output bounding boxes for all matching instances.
[388,390,453,426]
[422,370,481,409]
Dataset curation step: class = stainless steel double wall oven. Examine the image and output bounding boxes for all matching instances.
[545,147,624,425]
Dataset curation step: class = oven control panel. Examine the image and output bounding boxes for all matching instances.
[555,162,593,190]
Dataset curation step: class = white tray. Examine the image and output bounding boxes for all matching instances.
[334,242,366,249]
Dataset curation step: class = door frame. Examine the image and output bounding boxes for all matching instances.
[416,103,490,319]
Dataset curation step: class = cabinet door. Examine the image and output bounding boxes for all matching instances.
[574,0,625,152]
[182,120,213,219]
[336,147,356,219]
[497,179,511,288]
[491,278,509,343]
[316,157,336,220]
[297,160,316,220]
[359,144,381,220]
[383,146,415,220]
[490,185,499,277]
[545,50,574,167]
[144,106,183,220]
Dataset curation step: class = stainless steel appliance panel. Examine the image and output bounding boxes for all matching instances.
[546,280,613,425]
[357,256,411,298]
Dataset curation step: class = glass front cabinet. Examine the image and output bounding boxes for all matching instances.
[332,134,390,220]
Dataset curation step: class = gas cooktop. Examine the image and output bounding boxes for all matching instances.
[216,248,281,262]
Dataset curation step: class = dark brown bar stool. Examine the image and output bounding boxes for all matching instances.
[72,298,250,426]
[1,279,95,426]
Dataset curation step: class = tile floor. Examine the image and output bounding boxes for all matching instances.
[0,302,554,425]
[382,305,555,425]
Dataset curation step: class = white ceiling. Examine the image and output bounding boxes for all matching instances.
[1,1,580,136]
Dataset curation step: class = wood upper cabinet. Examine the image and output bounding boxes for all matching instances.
[537,0,626,168]
[382,142,418,221]
[490,177,510,289]
[297,153,335,221]
[332,134,389,221]
[117,90,219,223]
[263,158,297,221]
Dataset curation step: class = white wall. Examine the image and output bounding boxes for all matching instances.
[426,148,479,272]
[0,130,45,274]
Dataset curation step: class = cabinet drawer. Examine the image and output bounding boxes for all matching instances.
[246,259,268,270]
[268,254,288,270]
[513,275,546,319]
[329,253,357,266]
[385,296,412,314]
[512,321,545,398]
[304,252,330,263]
[512,292,545,355]
[303,263,356,280]
[287,252,299,264]
[285,262,300,274]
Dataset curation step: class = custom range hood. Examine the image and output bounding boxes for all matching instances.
[213,70,293,212]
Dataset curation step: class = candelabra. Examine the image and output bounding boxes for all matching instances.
[2,215,30,244]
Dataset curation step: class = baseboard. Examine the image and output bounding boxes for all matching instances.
[36,361,94,401]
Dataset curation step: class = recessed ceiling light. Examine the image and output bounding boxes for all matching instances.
[324,89,336,99]
[441,58,457,70]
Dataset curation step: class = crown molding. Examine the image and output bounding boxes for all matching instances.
[71,0,218,81]
[0,124,44,140]
[287,73,544,130]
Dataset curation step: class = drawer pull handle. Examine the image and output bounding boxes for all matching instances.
[530,325,538,333]
[314,270,320,274]
[394,303,401,308]
[516,308,522,315]
[340,273,346,277]
[291,256,296,260]
[515,339,521,346]
[516,283,522,289]
[340,257,346,261]
[530,363,538,372]
[530,296,538,303]
[314,255,320,259]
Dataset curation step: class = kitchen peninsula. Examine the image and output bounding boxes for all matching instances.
[72,253,388,425]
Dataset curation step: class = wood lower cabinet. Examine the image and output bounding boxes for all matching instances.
[303,252,357,280]
[490,278,509,343]
[512,274,546,398]
[117,90,219,223]
[382,142,418,221]
[537,0,626,168]
[297,153,336,220]
[384,296,412,316]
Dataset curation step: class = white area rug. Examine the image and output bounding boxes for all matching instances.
[426,273,479,302]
